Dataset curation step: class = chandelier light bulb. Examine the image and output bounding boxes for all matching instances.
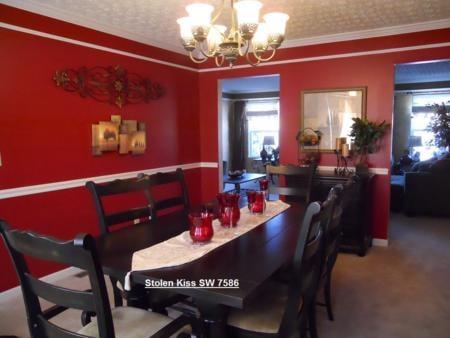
[177,16,196,51]
[252,22,269,54]
[234,0,262,40]
[207,25,227,55]
[186,3,214,41]
[264,12,289,48]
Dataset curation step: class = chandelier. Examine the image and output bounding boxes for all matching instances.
[177,0,289,67]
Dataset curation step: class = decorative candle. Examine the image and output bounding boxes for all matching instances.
[342,144,350,157]
[335,138,342,151]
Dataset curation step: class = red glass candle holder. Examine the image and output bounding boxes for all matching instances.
[259,178,270,200]
[217,192,240,227]
[251,191,266,214]
[259,178,269,191]
[246,190,256,212]
[189,212,214,243]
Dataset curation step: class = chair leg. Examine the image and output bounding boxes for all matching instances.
[299,315,308,338]
[324,274,334,321]
[109,277,123,307]
[152,306,169,315]
[308,301,319,338]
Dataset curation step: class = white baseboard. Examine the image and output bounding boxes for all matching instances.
[372,238,389,247]
[0,267,81,302]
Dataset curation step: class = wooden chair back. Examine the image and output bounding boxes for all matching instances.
[0,221,114,338]
[86,177,152,234]
[139,168,190,220]
[266,164,315,204]
[279,192,337,335]
[321,182,351,277]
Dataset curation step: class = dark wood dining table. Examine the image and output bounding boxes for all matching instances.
[96,201,305,337]
[223,172,266,192]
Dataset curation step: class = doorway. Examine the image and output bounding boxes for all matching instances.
[218,74,280,191]
[390,59,450,220]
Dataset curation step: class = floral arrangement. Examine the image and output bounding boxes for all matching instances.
[297,128,321,146]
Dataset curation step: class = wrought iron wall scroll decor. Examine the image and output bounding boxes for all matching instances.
[53,65,164,108]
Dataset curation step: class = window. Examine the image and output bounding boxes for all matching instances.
[246,100,279,158]
[411,93,450,161]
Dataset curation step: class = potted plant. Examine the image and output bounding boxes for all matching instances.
[429,103,450,151]
[349,117,390,173]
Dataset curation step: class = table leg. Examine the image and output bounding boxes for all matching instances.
[235,183,241,193]
[196,300,229,338]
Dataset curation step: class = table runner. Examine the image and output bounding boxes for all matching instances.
[124,200,290,290]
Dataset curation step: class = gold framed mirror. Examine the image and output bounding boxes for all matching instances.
[300,87,367,152]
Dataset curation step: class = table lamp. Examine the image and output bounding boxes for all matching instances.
[263,136,275,155]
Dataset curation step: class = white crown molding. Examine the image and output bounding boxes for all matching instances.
[0,162,218,200]
[199,42,450,72]
[1,0,449,62]
[2,21,449,74]
[282,19,450,49]
[0,0,185,54]
[0,22,198,72]
[372,238,389,247]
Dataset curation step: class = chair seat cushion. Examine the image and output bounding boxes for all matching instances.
[78,306,186,338]
[227,282,300,334]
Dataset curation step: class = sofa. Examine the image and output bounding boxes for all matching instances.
[404,158,450,216]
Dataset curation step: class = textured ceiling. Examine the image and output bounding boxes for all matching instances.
[3,0,450,52]
[395,60,450,84]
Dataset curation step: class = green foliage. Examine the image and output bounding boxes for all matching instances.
[349,118,390,162]
[429,103,450,149]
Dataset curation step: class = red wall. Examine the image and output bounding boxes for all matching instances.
[197,29,450,242]
[1,4,449,292]
[0,6,201,291]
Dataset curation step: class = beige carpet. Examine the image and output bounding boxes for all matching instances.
[316,213,450,338]
[1,213,449,337]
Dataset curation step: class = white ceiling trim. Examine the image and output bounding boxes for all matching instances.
[2,21,449,74]
[2,0,449,56]
[281,19,450,49]
[198,42,450,72]
[0,22,198,72]
[0,0,186,54]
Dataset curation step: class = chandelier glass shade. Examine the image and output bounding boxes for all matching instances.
[177,0,289,67]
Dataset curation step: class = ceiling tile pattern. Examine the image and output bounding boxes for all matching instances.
[4,0,450,52]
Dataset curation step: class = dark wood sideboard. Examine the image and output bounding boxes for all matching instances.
[311,171,374,256]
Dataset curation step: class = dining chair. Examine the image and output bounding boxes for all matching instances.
[85,176,186,314]
[266,164,316,204]
[138,168,190,220]
[0,221,191,338]
[86,177,153,308]
[85,177,152,235]
[317,178,354,321]
[226,193,337,338]
[137,169,194,314]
